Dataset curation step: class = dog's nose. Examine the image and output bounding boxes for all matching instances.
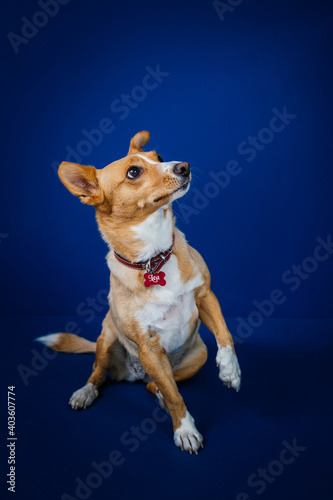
[173,162,190,177]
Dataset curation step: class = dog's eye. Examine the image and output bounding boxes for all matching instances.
[157,155,163,162]
[127,166,142,179]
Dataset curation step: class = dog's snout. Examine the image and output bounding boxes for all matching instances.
[173,162,190,177]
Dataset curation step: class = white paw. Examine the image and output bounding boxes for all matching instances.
[216,345,241,391]
[174,411,204,455]
[69,383,99,410]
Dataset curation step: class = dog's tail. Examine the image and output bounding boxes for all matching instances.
[35,333,96,353]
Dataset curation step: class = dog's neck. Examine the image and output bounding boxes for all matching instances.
[131,205,174,261]
[96,205,174,262]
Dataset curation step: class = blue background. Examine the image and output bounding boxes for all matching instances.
[1,0,332,499]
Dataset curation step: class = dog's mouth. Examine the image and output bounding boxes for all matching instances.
[154,179,190,203]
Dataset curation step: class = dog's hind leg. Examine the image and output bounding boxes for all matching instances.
[173,335,207,382]
[69,313,116,410]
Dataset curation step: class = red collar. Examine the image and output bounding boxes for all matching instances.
[114,235,175,275]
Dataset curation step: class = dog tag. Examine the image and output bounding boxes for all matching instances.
[144,272,166,287]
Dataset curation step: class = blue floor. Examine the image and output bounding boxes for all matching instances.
[1,316,333,500]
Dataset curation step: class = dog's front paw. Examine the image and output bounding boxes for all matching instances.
[69,383,99,410]
[174,411,204,455]
[216,345,241,391]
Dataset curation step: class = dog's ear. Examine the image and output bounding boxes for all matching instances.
[58,162,104,206]
[128,130,150,155]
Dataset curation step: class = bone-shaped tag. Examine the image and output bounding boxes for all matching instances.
[144,272,166,287]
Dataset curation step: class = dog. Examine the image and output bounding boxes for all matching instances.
[37,131,241,454]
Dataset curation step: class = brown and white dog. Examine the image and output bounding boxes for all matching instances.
[37,131,241,454]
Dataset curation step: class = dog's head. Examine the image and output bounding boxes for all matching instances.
[58,131,191,219]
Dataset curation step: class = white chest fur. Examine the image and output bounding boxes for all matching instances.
[108,207,203,355]
[135,255,203,354]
